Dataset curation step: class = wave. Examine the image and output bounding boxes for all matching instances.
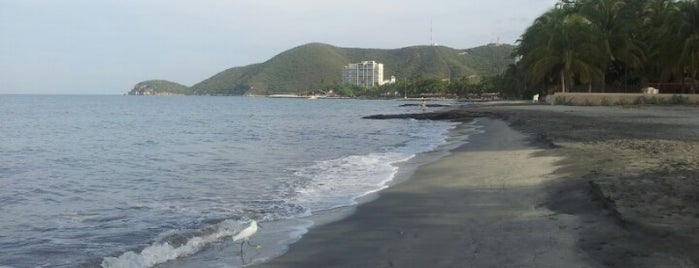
[100,221,240,268]
[99,121,460,268]
[292,152,414,212]
[100,151,415,268]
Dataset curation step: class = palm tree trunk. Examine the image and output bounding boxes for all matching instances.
[624,65,629,93]
[692,71,697,94]
[682,75,687,94]
[601,73,606,93]
[560,71,566,93]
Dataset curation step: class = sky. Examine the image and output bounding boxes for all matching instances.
[0,0,558,94]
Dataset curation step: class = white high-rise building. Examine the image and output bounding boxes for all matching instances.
[342,61,385,88]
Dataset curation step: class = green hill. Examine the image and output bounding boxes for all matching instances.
[128,80,189,95]
[132,43,515,95]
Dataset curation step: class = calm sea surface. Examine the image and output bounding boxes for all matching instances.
[0,96,461,267]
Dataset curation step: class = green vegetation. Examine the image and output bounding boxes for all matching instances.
[356,76,497,98]
[501,0,699,99]
[128,80,189,95]
[132,43,514,96]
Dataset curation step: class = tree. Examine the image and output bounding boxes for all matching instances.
[642,0,681,83]
[671,0,699,92]
[579,0,646,91]
[517,8,605,92]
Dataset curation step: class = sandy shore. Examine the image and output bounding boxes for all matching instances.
[467,105,699,267]
[254,104,699,268]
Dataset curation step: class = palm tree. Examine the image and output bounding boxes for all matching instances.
[579,0,646,91]
[517,8,605,92]
[510,0,698,97]
[642,0,680,84]
[673,0,699,92]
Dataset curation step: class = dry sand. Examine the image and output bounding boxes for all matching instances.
[469,105,699,267]
[254,104,699,268]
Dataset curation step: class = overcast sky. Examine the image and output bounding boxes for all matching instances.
[0,0,557,94]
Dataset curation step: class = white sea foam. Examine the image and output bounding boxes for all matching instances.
[102,153,412,268]
[101,221,240,268]
[293,152,414,212]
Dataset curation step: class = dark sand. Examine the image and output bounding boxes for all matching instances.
[468,105,699,268]
[254,104,699,268]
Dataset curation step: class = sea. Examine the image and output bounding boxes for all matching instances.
[0,95,474,268]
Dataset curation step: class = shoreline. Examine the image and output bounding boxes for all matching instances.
[156,108,468,268]
[253,104,699,267]
[253,118,598,267]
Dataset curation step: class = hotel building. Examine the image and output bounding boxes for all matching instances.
[342,61,386,88]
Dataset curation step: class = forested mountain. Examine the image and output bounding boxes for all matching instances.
[129,43,515,96]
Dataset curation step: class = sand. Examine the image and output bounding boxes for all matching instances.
[253,104,699,268]
[469,105,699,267]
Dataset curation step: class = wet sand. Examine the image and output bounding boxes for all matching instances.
[254,104,699,268]
[255,118,597,267]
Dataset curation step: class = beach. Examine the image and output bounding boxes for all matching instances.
[254,104,699,268]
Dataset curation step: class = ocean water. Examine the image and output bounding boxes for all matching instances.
[0,95,467,267]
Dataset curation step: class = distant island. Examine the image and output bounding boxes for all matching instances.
[130,80,189,96]
[128,42,514,97]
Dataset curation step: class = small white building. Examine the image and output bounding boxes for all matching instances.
[385,75,396,85]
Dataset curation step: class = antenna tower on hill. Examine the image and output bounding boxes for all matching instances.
[430,19,438,46]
